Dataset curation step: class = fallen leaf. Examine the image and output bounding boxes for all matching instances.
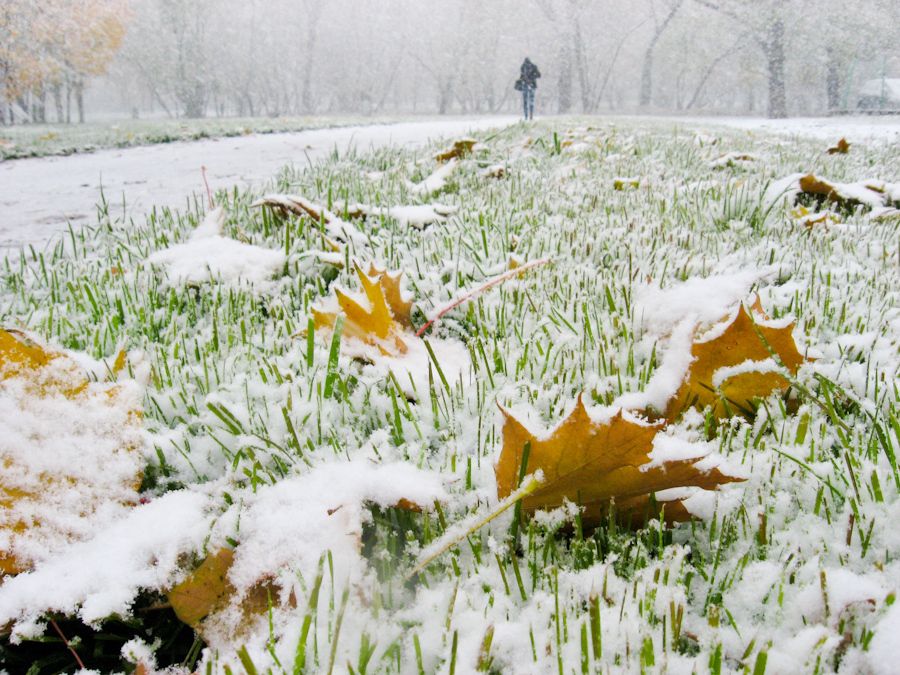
[665,304,805,421]
[366,264,413,328]
[0,329,87,397]
[797,174,886,211]
[481,164,507,179]
[168,548,288,638]
[252,194,366,247]
[495,396,742,523]
[168,548,235,627]
[434,138,476,163]
[826,138,851,155]
[312,262,411,355]
[709,152,758,169]
[790,205,840,228]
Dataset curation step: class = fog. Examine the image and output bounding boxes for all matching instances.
[3,0,900,124]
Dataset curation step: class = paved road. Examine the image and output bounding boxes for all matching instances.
[0,117,516,255]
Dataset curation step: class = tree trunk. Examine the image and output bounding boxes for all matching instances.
[74,79,86,123]
[825,48,841,112]
[557,41,573,113]
[764,18,786,118]
[639,1,683,107]
[639,53,654,107]
[53,84,64,122]
[573,22,591,111]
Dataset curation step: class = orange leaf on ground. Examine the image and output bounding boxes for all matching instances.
[826,138,851,155]
[434,138,476,163]
[665,304,805,422]
[495,396,743,525]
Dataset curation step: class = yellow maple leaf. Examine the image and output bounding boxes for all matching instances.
[495,396,742,524]
[665,304,805,421]
[366,263,413,328]
[0,329,88,397]
[312,262,411,355]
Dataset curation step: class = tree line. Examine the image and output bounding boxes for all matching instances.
[2,0,898,124]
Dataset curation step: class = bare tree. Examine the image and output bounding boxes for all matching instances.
[638,0,683,107]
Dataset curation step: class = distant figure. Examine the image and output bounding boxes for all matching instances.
[515,58,541,120]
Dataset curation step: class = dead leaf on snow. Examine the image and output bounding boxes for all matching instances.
[168,548,292,639]
[797,174,886,211]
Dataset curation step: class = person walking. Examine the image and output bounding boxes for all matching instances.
[515,57,541,120]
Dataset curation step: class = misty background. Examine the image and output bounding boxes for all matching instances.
[3,0,900,125]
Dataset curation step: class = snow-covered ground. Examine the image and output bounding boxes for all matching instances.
[1,115,898,673]
[0,117,516,256]
[680,114,900,143]
[4,114,897,259]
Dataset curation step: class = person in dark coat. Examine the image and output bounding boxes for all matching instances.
[516,57,541,120]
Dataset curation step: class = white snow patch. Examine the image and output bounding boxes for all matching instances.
[361,203,457,229]
[409,159,458,195]
[633,269,772,337]
[0,489,213,638]
[711,357,780,388]
[0,368,146,570]
[145,212,286,285]
[224,461,446,593]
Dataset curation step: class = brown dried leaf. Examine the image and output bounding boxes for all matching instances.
[826,138,851,155]
[168,548,289,638]
[665,304,805,421]
[495,396,742,524]
[434,138,476,163]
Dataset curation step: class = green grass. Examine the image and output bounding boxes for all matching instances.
[1,117,898,673]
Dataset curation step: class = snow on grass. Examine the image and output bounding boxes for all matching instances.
[145,206,287,286]
[0,117,898,673]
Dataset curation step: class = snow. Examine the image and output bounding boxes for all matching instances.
[680,115,900,143]
[613,318,696,413]
[221,461,445,593]
[869,602,900,675]
[145,207,287,286]
[409,158,459,195]
[0,489,212,639]
[0,351,146,571]
[632,269,772,337]
[1,115,898,673]
[360,203,457,229]
[711,357,779,388]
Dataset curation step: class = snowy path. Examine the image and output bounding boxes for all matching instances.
[0,117,516,255]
